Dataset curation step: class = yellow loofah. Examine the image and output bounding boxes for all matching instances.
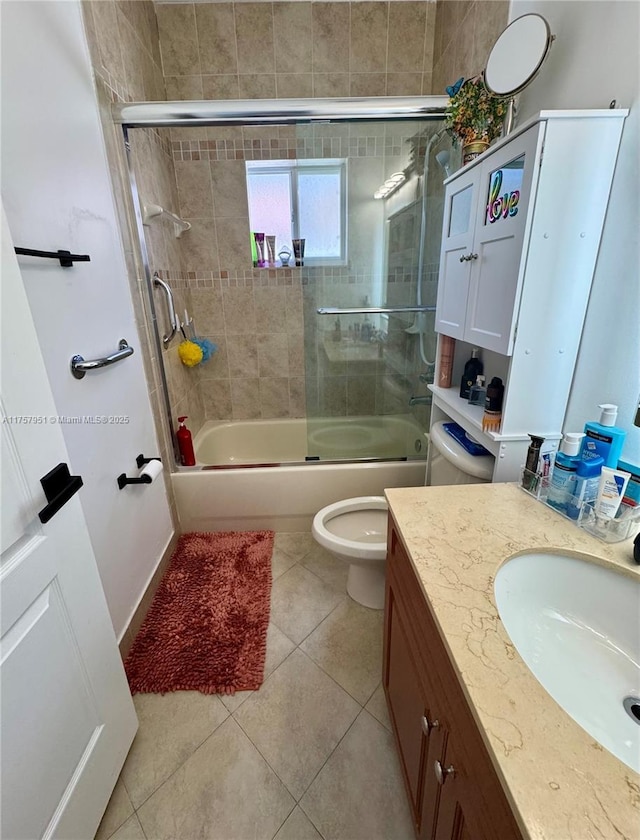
[178,340,203,367]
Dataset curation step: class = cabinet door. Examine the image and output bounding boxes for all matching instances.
[435,166,480,340]
[463,124,544,354]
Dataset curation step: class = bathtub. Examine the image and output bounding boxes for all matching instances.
[172,416,428,531]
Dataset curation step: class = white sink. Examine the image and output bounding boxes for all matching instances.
[494,552,640,772]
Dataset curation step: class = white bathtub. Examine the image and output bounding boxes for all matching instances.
[173,416,428,531]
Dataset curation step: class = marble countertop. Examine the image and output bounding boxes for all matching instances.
[385,482,640,840]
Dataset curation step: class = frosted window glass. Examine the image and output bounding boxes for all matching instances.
[246,171,293,253]
[448,184,472,237]
[297,171,341,258]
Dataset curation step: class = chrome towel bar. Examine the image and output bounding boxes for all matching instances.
[317,305,436,315]
[153,272,178,346]
[70,339,134,379]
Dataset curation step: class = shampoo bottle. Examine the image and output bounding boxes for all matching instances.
[579,404,626,468]
[177,416,196,466]
[546,433,583,513]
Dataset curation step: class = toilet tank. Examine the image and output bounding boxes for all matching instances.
[428,421,494,486]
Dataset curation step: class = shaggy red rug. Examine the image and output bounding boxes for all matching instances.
[125,531,274,695]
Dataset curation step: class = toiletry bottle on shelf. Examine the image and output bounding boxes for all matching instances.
[579,404,626,468]
[566,455,604,520]
[522,434,545,491]
[459,348,483,399]
[177,416,196,466]
[482,377,504,432]
[438,336,455,388]
[468,375,487,406]
[547,433,583,513]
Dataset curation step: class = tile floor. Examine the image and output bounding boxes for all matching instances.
[96,533,414,840]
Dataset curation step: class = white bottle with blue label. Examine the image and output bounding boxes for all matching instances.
[547,433,583,513]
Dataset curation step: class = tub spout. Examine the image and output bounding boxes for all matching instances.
[409,395,432,407]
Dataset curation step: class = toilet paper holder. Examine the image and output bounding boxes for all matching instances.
[117,454,162,489]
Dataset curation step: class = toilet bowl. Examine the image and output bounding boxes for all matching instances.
[312,496,388,609]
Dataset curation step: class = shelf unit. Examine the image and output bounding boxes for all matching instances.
[429,110,627,483]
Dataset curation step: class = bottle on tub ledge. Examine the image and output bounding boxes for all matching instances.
[459,348,483,400]
[177,416,196,466]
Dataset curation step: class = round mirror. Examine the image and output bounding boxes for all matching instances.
[484,14,553,97]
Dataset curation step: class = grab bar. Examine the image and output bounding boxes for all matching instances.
[153,272,178,346]
[70,339,134,379]
[317,305,436,315]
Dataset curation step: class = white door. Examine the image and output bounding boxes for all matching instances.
[0,207,138,840]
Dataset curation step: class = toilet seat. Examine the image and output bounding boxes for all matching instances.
[312,496,388,561]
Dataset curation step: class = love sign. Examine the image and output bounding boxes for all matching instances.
[486,169,520,223]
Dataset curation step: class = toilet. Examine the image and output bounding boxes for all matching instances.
[312,422,495,610]
[312,496,388,609]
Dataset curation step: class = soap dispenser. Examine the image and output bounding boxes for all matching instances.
[546,433,583,513]
[579,404,626,468]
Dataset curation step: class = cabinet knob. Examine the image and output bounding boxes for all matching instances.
[469,252,478,260]
[459,253,478,262]
[421,715,440,736]
[434,760,455,785]
[459,254,467,263]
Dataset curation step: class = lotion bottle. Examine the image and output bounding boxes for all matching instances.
[546,433,583,513]
[579,404,626,468]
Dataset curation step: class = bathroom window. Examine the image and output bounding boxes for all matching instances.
[246,159,347,265]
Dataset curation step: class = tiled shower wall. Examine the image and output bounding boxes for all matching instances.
[155,1,437,100]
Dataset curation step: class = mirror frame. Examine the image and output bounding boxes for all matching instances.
[483,14,554,97]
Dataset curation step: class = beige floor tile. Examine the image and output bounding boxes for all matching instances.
[137,717,294,840]
[301,543,349,592]
[272,546,299,580]
[271,565,344,644]
[94,778,134,840]
[120,691,229,808]
[274,532,315,561]
[235,649,360,800]
[364,683,392,731]
[300,710,414,840]
[108,814,145,840]
[220,622,295,713]
[300,599,384,705]
[274,806,323,840]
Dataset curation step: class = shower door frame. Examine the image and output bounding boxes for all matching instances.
[115,96,448,469]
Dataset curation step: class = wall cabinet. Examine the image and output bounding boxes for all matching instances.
[384,516,524,840]
[430,110,627,481]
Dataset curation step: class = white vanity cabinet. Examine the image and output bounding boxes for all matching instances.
[430,110,627,482]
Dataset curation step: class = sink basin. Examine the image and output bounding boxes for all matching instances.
[495,552,640,772]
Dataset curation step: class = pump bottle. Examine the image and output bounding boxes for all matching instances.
[546,433,583,513]
[579,404,626,468]
[177,416,196,466]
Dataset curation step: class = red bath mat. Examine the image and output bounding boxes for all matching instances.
[124,531,274,695]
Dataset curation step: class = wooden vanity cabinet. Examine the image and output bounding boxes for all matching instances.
[383,517,523,840]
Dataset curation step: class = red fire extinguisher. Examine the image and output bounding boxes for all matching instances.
[176,416,196,466]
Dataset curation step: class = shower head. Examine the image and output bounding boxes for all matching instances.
[435,150,451,179]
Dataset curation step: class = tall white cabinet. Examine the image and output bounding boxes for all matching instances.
[429,110,627,482]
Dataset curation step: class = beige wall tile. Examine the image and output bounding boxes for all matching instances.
[386,72,423,96]
[210,160,249,218]
[226,334,259,378]
[350,73,387,97]
[254,287,288,333]
[313,73,350,98]
[238,73,276,99]
[179,220,219,271]
[156,3,200,77]
[216,217,251,270]
[202,74,240,100]
[312,3,350,73]
[424,1,436,71]
[472,0,509,71]
[455,5,477,79]
[198,337,229,380]
[350,2,388,74]
[388,2,427,73]
[258,333,290,378]
[196,3,238,76]
[92,1,126,87]
[287,333,305,376]
[175,161,214,218]
[235,3,275,75]
[273,3,312,74]
[289,378,307,418]
[422,71,433,95]
[230,378,261,420]
[222,287,256,334]
[276,74,313,100]
[117,0,150,55]
[260,378,290,419]
[201,378,232,420]
[165,75,204,100]
[285,287,303,334]
[190,288,225,334]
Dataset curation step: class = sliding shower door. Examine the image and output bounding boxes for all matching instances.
[290,119,451,462]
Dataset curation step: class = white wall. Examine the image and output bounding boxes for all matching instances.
[509,0,640,464]
[1,0,174,639]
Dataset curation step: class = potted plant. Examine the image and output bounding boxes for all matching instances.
[445,76,506,164]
